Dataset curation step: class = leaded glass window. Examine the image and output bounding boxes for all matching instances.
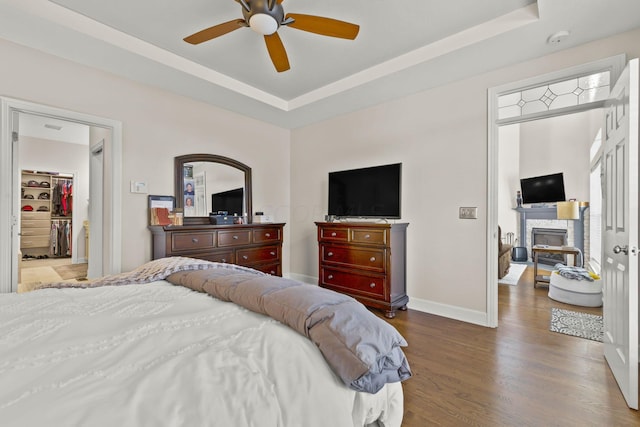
[498,71,610,120]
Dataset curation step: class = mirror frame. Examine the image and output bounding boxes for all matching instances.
[175,154,252,225]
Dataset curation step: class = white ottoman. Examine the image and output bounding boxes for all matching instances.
[548,271,603,307]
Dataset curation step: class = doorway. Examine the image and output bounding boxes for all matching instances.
[488,54,639,410]
[0,97,123,293]
[16,113,89,292]
[486,54,626,327]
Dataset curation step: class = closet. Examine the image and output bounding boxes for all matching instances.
[21,170,73,259]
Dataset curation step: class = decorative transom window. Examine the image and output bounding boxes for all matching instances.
[497,71,611,120]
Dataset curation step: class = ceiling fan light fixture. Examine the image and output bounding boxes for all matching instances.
[249,14,278,35]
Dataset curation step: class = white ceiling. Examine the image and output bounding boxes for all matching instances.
[1,0,640,128]
[19,113,89,145]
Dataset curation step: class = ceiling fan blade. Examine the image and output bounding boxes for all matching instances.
[264,33,290,72]
[285,13,359,40]
[184,19,246,44]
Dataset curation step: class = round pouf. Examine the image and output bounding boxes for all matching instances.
[548,271,602,307]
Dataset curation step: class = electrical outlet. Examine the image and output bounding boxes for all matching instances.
[459,207,478,219]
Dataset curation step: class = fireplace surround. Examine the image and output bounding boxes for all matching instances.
[514,206,589,263]
[532,228,568,265]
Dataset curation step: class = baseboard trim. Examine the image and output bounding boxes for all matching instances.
[288,272,317,285]
[407,297,491,327]
[292,273,491,327]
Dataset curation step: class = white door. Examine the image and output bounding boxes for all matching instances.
[10,110,20,292]
[88,141,104,279]
[601,58,639,410]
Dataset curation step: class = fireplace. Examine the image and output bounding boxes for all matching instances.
[532,228,567,265]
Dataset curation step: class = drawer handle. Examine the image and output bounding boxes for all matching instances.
[221,259,227,263]
[369,283,376,289]
[192,238,199,243]
[270,270,276,275]
[242,255,248,260]
[327,252,334,257]
[369,257,376,262]
[233,235,239,240]
[331,232,337,237]
[327,274,334,280]
[270,251,276,256]
[265,233,271,237]
[364,234,370,239]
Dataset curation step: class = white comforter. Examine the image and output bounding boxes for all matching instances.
[0,281,403,427]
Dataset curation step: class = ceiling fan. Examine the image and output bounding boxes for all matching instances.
[184,0,360,72]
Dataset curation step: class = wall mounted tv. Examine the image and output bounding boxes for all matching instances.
[211,187,243,215]
[519,172,566,204]
[328,163,401,219]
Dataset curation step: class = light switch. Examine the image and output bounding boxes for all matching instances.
[130,181,148,194]
[459,207,478,219]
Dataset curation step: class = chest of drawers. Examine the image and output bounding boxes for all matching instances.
[316,222,409,318]
[149,223,285,276]
[21,211,51,249]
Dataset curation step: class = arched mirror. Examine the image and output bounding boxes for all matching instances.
[175,154,252,225]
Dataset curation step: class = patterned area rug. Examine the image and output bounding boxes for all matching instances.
[550,308,603,342]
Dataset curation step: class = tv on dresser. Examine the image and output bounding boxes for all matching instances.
[328,163,401,219]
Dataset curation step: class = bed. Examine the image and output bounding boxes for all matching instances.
[0,258,410,426]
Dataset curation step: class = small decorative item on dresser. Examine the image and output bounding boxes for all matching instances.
[253,211,273,223]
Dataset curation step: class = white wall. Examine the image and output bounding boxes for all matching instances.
[498,109,603,243]
[498,124,520,240]
[0,38,291,273]
[290,28,640,322]
[18,136,89,261]
[518,110,602,202]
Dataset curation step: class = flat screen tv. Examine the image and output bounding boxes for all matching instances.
[520,172,566,204]
[211,187,243,215]
[328,163,401,219]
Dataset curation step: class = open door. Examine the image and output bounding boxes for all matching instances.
[10,110,20,292]
[601,58,639,410]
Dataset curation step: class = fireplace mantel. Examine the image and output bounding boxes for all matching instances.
[514,206,589,254]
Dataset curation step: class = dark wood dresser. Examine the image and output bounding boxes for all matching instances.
[315,222,409,318]
[149,223,285,276]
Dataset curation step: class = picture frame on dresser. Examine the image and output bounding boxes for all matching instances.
[148,195,175,210]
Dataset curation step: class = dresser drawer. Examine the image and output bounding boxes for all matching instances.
[22,219,51,228]
[318,226,349,242]
[320,267,386,298]
[20,236,50,248]
[237,246,280,265]
[251,262,281,276]
[21,212,51,221]
[351,228,387,245]
[218,230,251,247]
[320,245,386,272]
[194,250,235,264]
[171,232,215,252]
[253,227,281,243]
[21,227,50,237]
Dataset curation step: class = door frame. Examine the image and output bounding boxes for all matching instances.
[0,97,123,293]
[486,54,626,327]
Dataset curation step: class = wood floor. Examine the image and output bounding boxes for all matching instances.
[18,258,88,293]
[385,265,640,426]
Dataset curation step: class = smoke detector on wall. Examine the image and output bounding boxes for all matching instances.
[547,30,570,45]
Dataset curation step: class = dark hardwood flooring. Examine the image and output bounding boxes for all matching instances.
[384,265,640,426]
